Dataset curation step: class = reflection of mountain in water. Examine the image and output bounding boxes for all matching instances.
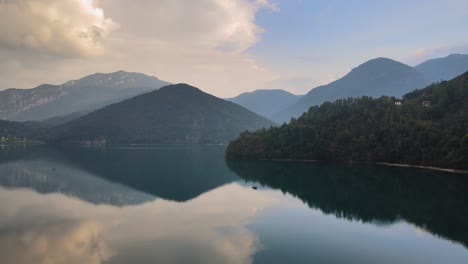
[0,147,154,206]
[57,145,238,202]
[0,145,238,205]
[227,160,468,248]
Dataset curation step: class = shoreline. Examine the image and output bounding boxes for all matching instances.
[253,158,468,174]
[375,162,468,174]
[262,158,319,162]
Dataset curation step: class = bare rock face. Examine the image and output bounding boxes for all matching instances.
[0,71,170,122]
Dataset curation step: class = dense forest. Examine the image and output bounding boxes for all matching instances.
[226,72,468,169]
[46,84,275,144]
[0,120,41,143]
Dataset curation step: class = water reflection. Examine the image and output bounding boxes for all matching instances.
[1,146,468,263]
[227,160,468,248]
[0,145,237,205]
[0,184,274,264]
[57,145,238,202]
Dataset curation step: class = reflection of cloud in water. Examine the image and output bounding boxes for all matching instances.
[0,183,276,264]
[0,221,113,264]
[0,159,155,206]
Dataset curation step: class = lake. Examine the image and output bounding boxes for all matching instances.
[0,145,467,264]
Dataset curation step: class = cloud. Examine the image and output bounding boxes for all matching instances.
[0,0,280,97]
[0,219,113,264]
[100,0,276,52]
[255,0,280,12]
[0,0,118,57]
[0,183,277,264]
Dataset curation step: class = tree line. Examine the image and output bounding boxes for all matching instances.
[226,72,468,169]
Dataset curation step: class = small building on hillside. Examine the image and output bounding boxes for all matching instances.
[422,101,431,107]
[394,101,402,106]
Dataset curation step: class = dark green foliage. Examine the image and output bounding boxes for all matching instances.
[227,160,468,248]
[226,72,468,169]
[0,120,39,143]
[274,58,428,122]
[47,84,276,144]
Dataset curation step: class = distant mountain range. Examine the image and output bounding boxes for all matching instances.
[227,71,468,169]
[227,89,302,120]
[415,54,468,83]
[273,58,428,122]
[228,54,468,123]
[46,84,275,144]
[0,71,170,122]
[1,54,467,144]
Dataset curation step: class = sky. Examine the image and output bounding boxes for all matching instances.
[0,0,467,97]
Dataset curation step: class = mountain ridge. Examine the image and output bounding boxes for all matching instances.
[0,71,170,122]
[273,57,428,122]
[415,54,468,83]
[227,89,302,121]
[46,83,276,144]
[227,71,468,169]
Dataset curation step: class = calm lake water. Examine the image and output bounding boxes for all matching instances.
[0,145,468,264]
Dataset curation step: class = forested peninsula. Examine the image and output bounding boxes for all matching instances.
[226,72,468,170]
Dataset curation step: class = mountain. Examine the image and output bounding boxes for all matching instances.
[227,89,302,121]
[226,72,468,169]
[0,145,239,204]
[40,110,92,127]
[274,58,428,122]
[0,120,39,142]
[0,146,155,206]
[0,71,170,122]
[415,54,468,83]
[47,84,276,144]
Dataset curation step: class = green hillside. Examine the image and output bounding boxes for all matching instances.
[0,120,39,143]
[47,84,275,144]
[226,72,468,169]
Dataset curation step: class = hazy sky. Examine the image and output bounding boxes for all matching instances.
[0,0,467,97]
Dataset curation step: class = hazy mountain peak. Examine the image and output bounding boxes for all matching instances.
[0,71,170,121]
[446,53,468,58]
[64,71,167,89]
[415,54,468,83]
[159,83,200,91]
[227,89,302,120]
[350,57,414,74]
[273,57,428,123]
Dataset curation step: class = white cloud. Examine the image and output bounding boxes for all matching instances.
[255,0,280,12]
[100,0,267,53]
[0,183,276,264]
[0,0,118,57]
[0,0,280,97]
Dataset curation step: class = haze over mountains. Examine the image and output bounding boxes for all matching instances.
[273,58,428,122]
[415,54,468,84]
[227,89,302,120]
[227,54,468,123]
[227,71,468,169]
[46,84,275,144]
[0,71,169,122]
[0,54,467,145]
